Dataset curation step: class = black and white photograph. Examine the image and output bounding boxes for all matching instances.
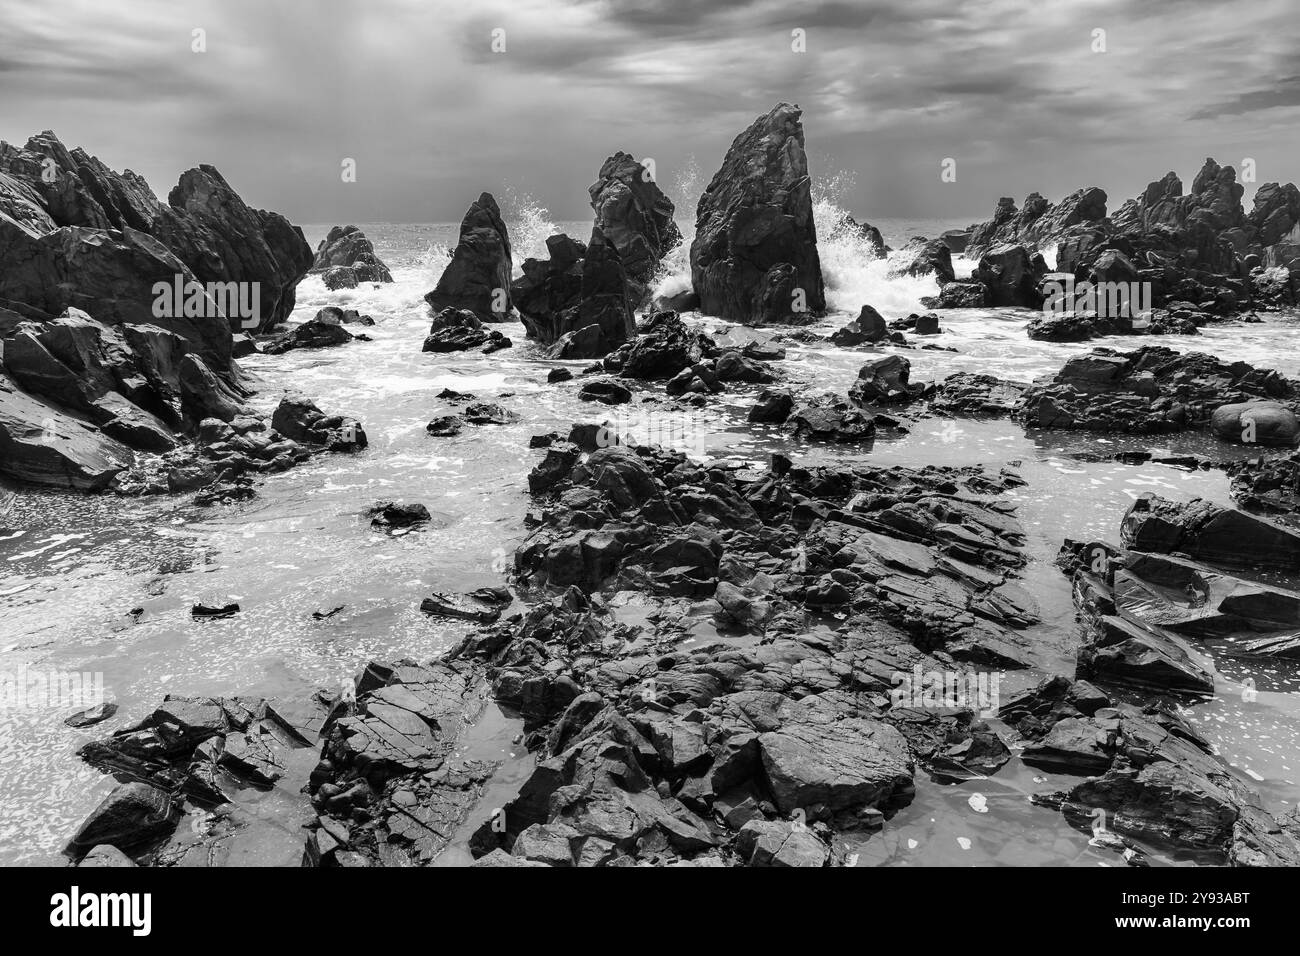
[0,0,1295,928]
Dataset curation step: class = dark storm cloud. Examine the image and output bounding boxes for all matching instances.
[0,0,1297,224]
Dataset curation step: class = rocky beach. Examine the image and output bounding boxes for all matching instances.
[3,96,1300,871]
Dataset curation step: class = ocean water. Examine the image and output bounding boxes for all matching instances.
[2,191,1300,866]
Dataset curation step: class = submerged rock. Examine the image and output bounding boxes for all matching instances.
[930,373,1028,417]
[368,501,431,531]
[262,313,356,354]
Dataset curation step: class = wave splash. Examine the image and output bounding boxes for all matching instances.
[650,164,945,318]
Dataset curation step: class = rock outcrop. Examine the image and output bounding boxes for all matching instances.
[690,104,825,324]
[1015,346,1296,434]
[425,193,513,322]
[971,245,1048,307]
[310,225,394,286]
[589,152,682,307]
[512,229,635,358]
[0,131,313,339]
[966,188,1108,260]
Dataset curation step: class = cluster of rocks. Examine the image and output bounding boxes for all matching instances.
[0,305,366,496]
[263,307,373,355]
[422,308,512,354]
[744,353,933,443]
[310,225,394,290]
[1,130,311,337]
[1026,306,1198,342]
[1015,496,1300,863]
[946,158,1300,316]
[1227,454,1300,524]
[69,417,1300,867]
[115,392,367,498]
[591,311,780,399]
[67,432,1052,867]
[512,230,637,359]
[921,244,1050,310]
[1013,345,1298,438]
[965,188,1109,261]
[426,153,682,361]
[0,131,371,495]
[426,391,519,436]
[1003,675,1300,864]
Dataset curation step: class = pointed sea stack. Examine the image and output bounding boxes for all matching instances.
[689,103,825,324]
[425,192,513,321]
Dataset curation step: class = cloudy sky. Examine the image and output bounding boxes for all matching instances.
[1,0,1296,226]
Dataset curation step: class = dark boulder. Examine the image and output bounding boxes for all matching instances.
[849,355,929,406]
[830,305,888,345]
[422,308,490,353]
[263,311,356,354]
[310,225,393,283]
[271,393,367,450]
[888,237,954,285]
[973,244,1049,307]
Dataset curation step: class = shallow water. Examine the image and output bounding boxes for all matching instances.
[2,219,1299,866]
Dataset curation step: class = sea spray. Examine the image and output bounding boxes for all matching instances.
[647,154,703,306]
[501,188,560,273]
[811,168,940,317]
[650,165,964,318]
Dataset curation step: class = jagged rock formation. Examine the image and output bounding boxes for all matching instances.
[887,238,954,286]
[588,152,682,307]
[511,229,636,358]
[424,193,513,321]
[971,245,1048,307]
[1014,346,1296,434]
[1008,675,1300,864]
[690,104,825,324]
[966,188,1108,260]
[0,131,312,338]
[310,225,394,287]
[958,158,1300,313]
